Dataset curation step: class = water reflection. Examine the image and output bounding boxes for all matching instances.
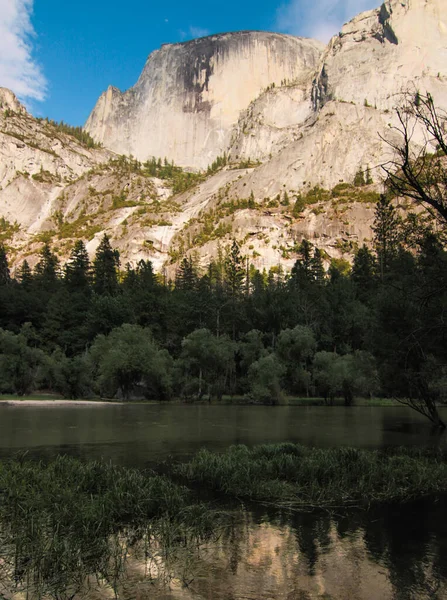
[1,405,446,599]
[3,499,445,600]
[157,500,447,600]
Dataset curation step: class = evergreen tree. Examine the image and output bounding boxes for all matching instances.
[225,240,245,298]
[136,260,156,290]
[248,191,255,209]
[18,260,33,287]
[299,239,313,273]
[372,195,400,279]
[65,240,90,291]
[281,191,290,206]
[93,234,120,296]
[122,263,138,292]
[310,248,325,284]
[351,245,376,299]
[35,243,59,286]
[0,245,10,285]
[291,239,313,286]
[354,169,366,187]
[176,256,197,291]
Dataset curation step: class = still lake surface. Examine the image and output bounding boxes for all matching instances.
[0,403,446,599]
[0,403,446,465]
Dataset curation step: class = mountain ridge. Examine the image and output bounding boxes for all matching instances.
[0,0,446,274]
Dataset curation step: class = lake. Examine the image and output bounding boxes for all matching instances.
[0,403,446,599]
[0,403,445,465]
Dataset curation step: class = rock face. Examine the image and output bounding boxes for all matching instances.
[0,88,26,114]
[225,0,447,197]
[1,0,447,275]
[84,32,324,169]
[313,0,447,112]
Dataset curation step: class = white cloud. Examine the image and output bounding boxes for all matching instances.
[0,0,47,101]
[188,26,211,39]
[178,26,211,42]
[276,0,378,42]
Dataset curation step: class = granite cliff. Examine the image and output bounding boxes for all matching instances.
[85,32,324,170]
[0,0,446,274]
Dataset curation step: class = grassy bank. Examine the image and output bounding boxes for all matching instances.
[177,443,447,508]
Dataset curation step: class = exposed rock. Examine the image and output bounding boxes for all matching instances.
[85,32,324,170]
[316,0,447,112]
[225,0,447,191]
[1,0,447,275]
[0,88,26,114]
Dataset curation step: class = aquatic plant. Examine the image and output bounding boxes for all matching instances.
[0,455,225,599]
[177,443,447,509]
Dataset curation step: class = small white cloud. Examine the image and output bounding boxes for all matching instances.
[178,26,211,42]
[276,0,378,42]
[188,26,211,39]
[0,0,47,102]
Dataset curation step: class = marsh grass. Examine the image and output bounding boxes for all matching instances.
[0,456,226,599]
[176,443,447,509]
[2,445,447,597]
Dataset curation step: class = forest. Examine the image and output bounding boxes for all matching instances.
[0,94,446,429]
[0,191,446,427]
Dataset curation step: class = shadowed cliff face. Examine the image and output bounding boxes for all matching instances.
[85,32,324,169]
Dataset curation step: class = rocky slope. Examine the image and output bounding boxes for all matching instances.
[0,92,378,275]
[1,0,446,274]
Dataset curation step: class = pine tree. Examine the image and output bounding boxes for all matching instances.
[176,256,197,291]
[0,245,10,285]
[122,263,138,291]
[351,245,376,297]
[354,169,366,187]
[35,243,59,286]
[299,239,313,272]
[225,240,245,298]
[18,260,33,287]
[372,195,400,279]
[93,234,120,295]
[291,239,313,285]
[310,248,325,284]
[65,240,90,291]
[136,260,155,290]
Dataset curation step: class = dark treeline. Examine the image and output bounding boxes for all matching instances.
[0,195,446,425]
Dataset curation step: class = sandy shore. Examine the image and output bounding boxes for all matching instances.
[0,399,115,406]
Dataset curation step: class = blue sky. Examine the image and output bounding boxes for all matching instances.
[0,0,378,126]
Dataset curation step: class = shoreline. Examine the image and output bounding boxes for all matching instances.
[0,399,115,406]
[0,396,436,408]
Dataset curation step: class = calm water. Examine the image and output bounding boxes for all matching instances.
[0,403,446,599]
[0,403,445,466]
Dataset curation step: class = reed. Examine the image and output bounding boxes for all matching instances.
[176,443,447,508]
[0,455,224,599]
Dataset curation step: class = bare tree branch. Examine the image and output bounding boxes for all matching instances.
[381,92,447,225]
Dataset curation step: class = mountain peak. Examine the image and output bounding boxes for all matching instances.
[85,31,323,169]
[0,88,26,115]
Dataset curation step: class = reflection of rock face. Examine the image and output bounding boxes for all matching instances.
[85,32,324,169]
[77,505,447,600]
